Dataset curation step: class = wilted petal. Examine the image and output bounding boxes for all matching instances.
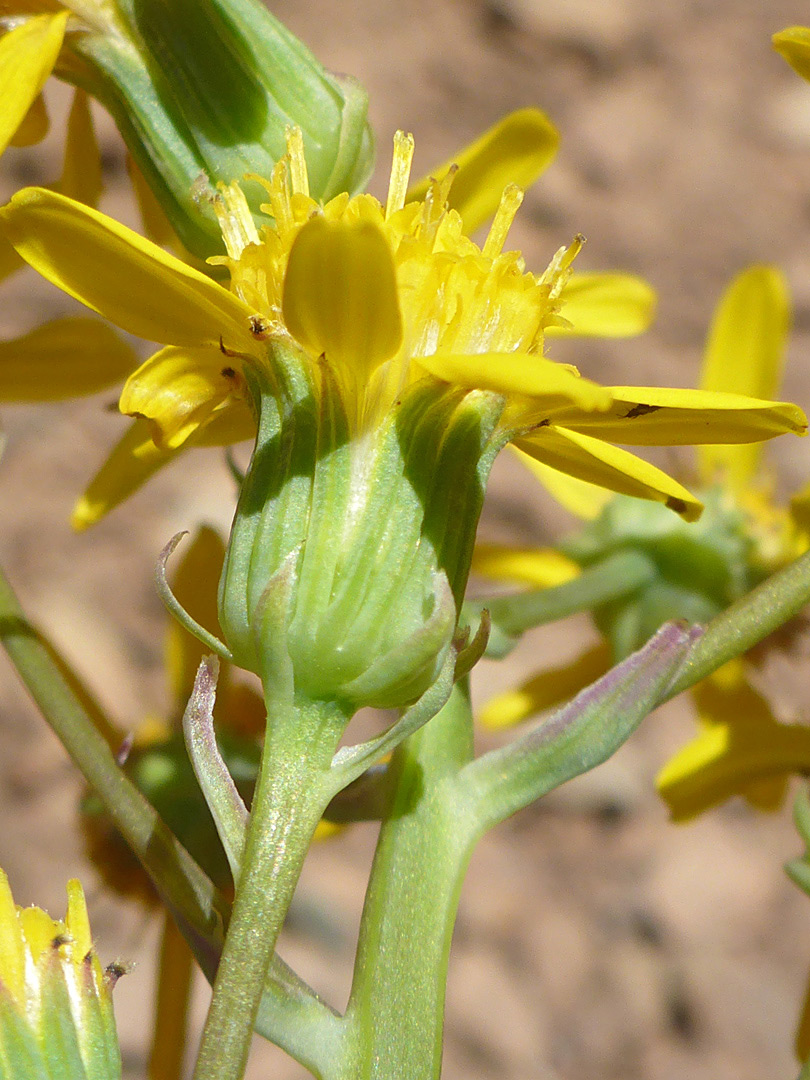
[120,345,240,448]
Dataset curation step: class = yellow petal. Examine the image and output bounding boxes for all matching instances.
[65,879,92,963]
[9,92,48,147]
[0,869,25,1007]
[0,316,136,401]
[510,444,613,520]
[697,265,791,488]
[0,12,68,156]
[19,905,61,965]
[282,215,402,380]
[72,403,255,529]
[0,232,24,283]
[773,27,810,83]
[478,643,612,729]
[127,155,177,249]
[547,273,657,338]
[472,543,581,587]
[657,675,806,820]
[120,345,240,448]
[407,109,560,235]
[515,425,703,520]
[418,351,611,411]
[59,90,103,208]
[192,399,256,447]
[0,187,255,348]
[164,526,228,709]
[553,386,807,445]
[72,418,178,531]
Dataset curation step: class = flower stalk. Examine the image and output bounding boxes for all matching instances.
[192,695,347,1080]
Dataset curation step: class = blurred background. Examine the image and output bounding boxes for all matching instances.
[2,0,810,1076]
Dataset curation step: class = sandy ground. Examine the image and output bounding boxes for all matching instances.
[3,0,810,1076]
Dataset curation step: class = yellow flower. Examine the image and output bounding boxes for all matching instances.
[0,7,142,411]
[0,109,646,525]
[475,265,810,820]
[0,868,122,1080]
[1,129,802,531]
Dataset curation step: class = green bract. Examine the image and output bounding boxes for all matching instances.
[218,349,504,711]
[561,490,759,658]
[18,0,373,257]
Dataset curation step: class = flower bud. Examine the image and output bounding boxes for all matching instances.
[0,870,123,1080]
[562,490,759,658]
[57,0,373,256]
[217,351,503,711]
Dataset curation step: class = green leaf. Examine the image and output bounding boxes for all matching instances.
[462,622,698,831]
[182,656,248,881]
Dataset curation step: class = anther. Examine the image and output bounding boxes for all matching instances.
[483,184,524,258]
[385,131,415,220]
[285,126,309,198]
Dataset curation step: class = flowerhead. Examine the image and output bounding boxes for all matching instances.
[3,131,804,707]
[473,265,810,820]
[0,869,122,1080]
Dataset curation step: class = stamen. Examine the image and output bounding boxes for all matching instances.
[210,182,260,260]
[482,184,524,258]
[541,233,586,298]
[285,126,310,198]
[385,131,415,219]
[266,158,293,235]
[436,163,458,209]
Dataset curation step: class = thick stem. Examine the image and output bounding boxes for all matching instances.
[192,699,345,1080]
[342,684,477,1080]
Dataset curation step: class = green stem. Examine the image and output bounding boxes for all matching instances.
[342,684,477,1080]
[0,562,343,1069]
[192,698,345,1080]
[0,563,226,950]
[474,549,656,637]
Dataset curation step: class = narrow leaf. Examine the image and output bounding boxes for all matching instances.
[182,657,248,881]
[463,623,699,831]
